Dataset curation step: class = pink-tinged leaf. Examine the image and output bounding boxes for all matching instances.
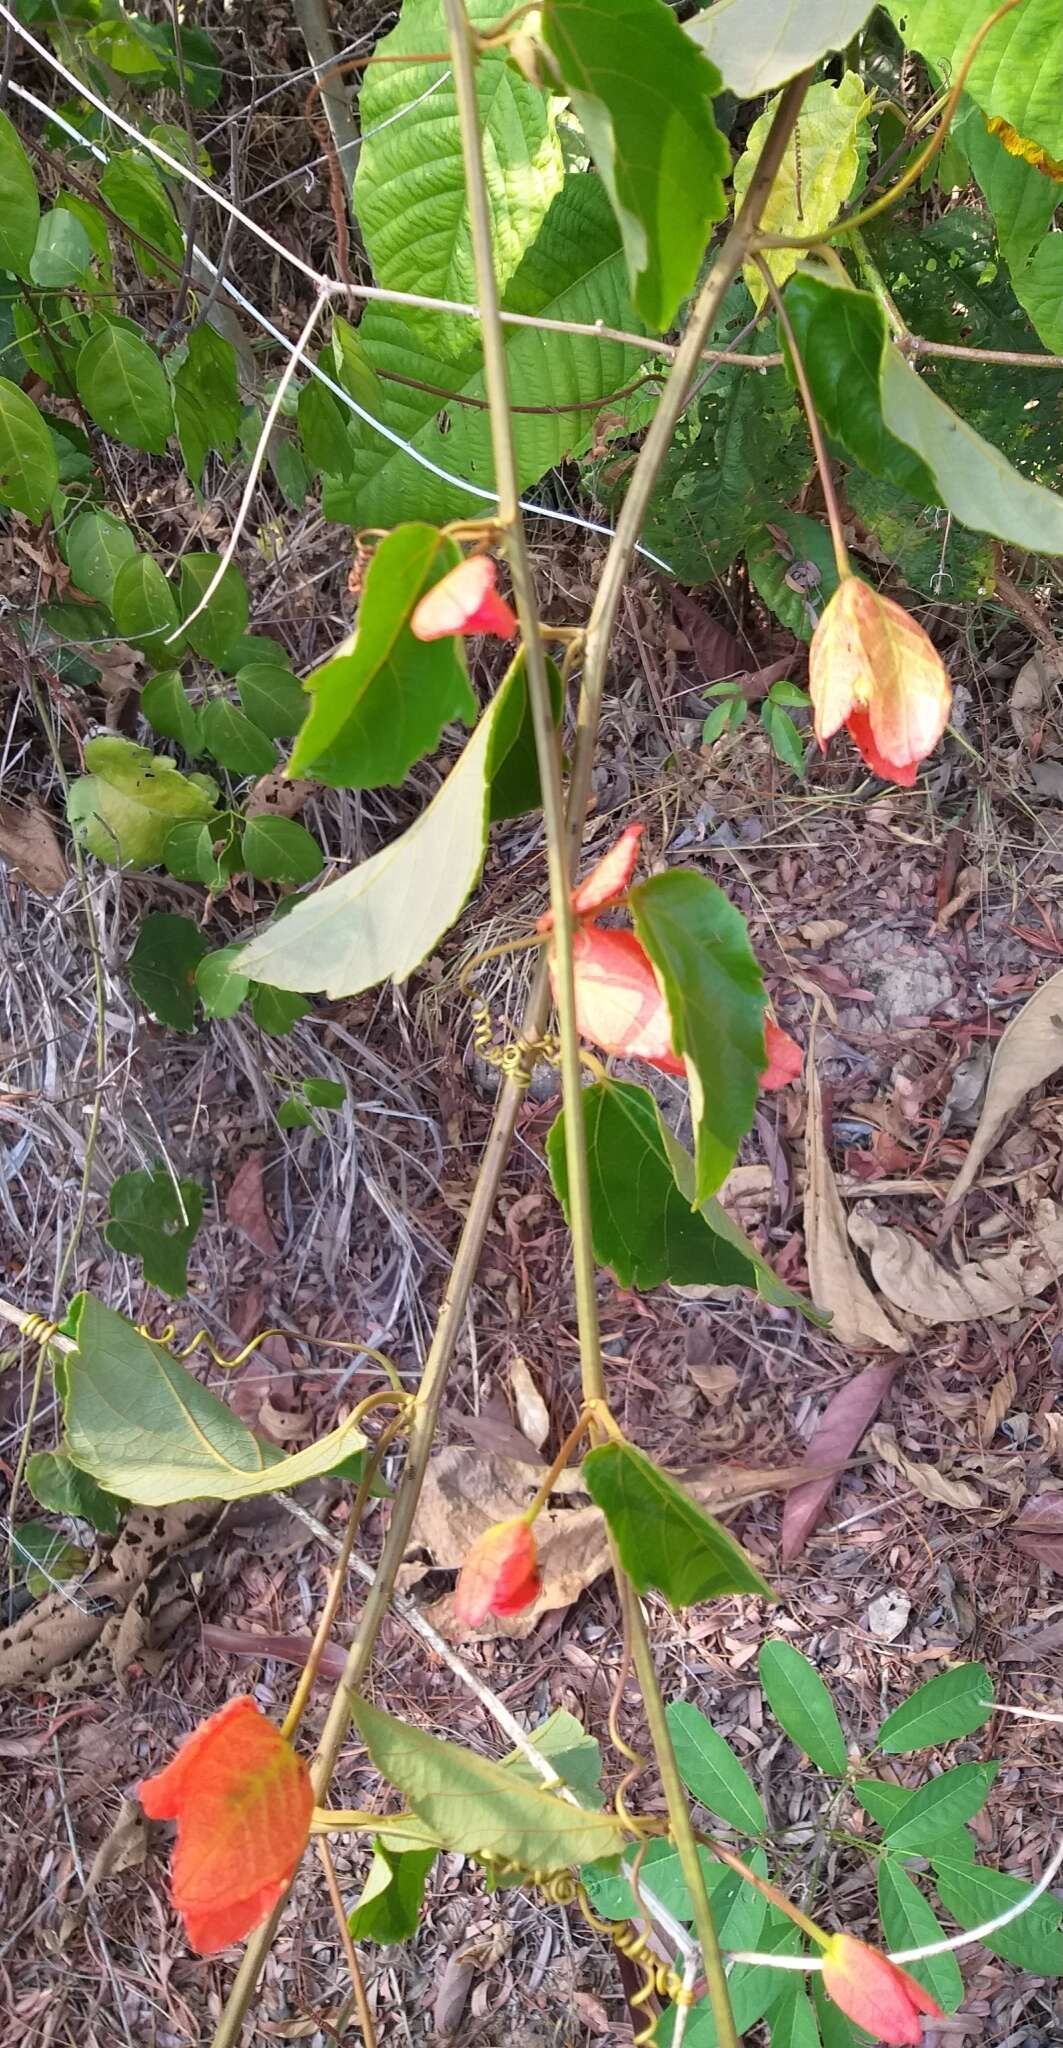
[453,1517,539,1628]
[1010,1493,1063,1577]
[409,556,517,641]
[564,924,684,1074]
[202,1625,348,1683]
[781,1364,899,1563]
[821,1933,942,2044]
[809,577,951,785]
[761,1018,802,1089]
[538,824,645,934]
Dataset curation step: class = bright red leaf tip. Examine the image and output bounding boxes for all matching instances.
[139,1696,313,1954]
[409,556,518,642]
[761,1017,802,1090]
[566,925,686,1074]
[809,576,951,787]
[821,1933,943,2044]
[453,1517,540,1628]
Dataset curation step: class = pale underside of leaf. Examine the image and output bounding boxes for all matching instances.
[946,965,1063,1204]
[688,0,876,96]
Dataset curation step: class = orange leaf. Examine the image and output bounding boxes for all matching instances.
[139,1696,313,1954]
[821,1933,943,2045]
[986,115,1063,180]
[761,1017,802,1090]
[409,556,517,641]
[809,578,951,786]
[564,925,684,1074]
[453,1517,540,1627]
[537,822,645,934]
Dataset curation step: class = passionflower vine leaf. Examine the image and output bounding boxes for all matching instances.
[453,1516,540,1628]
[809,576,952,786]
[410,555,518,641]
[821,1932,943,2044]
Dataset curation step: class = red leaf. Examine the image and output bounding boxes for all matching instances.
[139,1696,312,1954]
[782,1365,899,1563]
[822,1934,942,2045]
[409,556,517,641]
[564,925,684,1074]
[226,1153,278,1259]
[453,1517,540,1628]
[761,1018,802,1090]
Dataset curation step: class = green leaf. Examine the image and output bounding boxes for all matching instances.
[200,698,277,777]
[486,648,563,822]
[236,664,306,739]
[75,320,174,454]
[582,1440,774,1607]
[196,813,244,890]
[352,1697,628,1870]
[277,1095,316,1131]
[128,911,207,1031]
[196,944,251,1020]
[67,736,218,868]
[758,1641,847,1775]
[547,1080,814,1312]
[173,321,242,484]
[845,470,995,602]
[541,0,728,330]
[876,1859,963,2013]
[287,525,474,788]
[177,556,250,666]
[322,177,655,530]
[760,701,806,776]
[932,1854,1063,1974]
[0,107,40,277]
[66,509,138,606]
[785,271,1063,553]
[105,1165,204,1296]
[331,315,387,414]
[354,0,562,359]
[241,815,323,886]
[57,1292,368,1507]
[1013,232,1063,354]
[30,209,93,287]
[25,1449,126,1535]
[111,553,182,666]
[666,1700,766,1833]
[886,0,1063,161]
[770,1986,822,2048]
[347,1840,437,1944]
[503,1708,603,1808]
[0,378,59,519]
[12,1519,89,1599]
[852,1778,975,1863]
[630,869,767,1203]
[141,670,202,755]
[249,982,311,1035]
[747,513,840,641]
[99,151,184,279]
[702,694,746,744]
[735,74,871,303]
[688,0,875,95]
[235,661,523,997]
[955,98,1060,273]
[884,1761,999,1852]
[877,1662,994,1753]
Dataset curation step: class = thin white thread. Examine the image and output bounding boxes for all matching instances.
[248,71,451,204]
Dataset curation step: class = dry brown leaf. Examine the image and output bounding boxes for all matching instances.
[688,1362,739,1402]
[868,1423,983,1510]
[803,1035,908,1352]
[672,586,745,684]
[59,1796,148,1943]
[0,798,68,895]
[1008,1491,1063,1577]
[946,968,1063,1207]
[225,1152,279,1258]
[982,1369,1017,1444]
[508,1355,550,1451]
[799,919,848,949]
[1009,648,1062,744]
[244,769,317,820]
[781,1363,899,1561]
[849,1200,1063,1319]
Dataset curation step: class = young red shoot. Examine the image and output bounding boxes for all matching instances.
[410,555,518,641]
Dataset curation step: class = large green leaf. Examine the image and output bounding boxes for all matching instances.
[955,99,1060,273]
[241,816,323,887]
[1013,233,1063,354]
[854,1777,976,1864]
[66,508,138,606]
[0,378,59,519]
[25,1449,126,1535]
[541,0,728,330]
[503,1709,603,1807]
[234,661,523,997]
[785,270,1063,552]
[630,870,767,1204]
[173,320,242,484]
[354,0,562,359]
[141,670,202,755]
[769,1985,821,2048]
[581,1440,774,1606]
[0,107,40,277]
[884,1761,999,1852]
[30,210,93,288]
[99,151,184,278]
[105,1165,204,1295]
[877,1662,994,1753]
[352,1699,627,1870]
[287,525,473,787]
[758,1641,847,1775]
[666,1700,766,1834]
[56,1293,367,1507]
[688,0,874,94]
[734,73,871,302]
[322,177,655,530]
[887,0,1063,160]
[200,699,277,777]
[128,911,208,1031]
[177,555,249,666]
[845,470,995,602]
[932,1855,1063,1974]
[747,511,840,641]
[236,664,306,739]
[111,553,183,666]
[546,1079,813,1312]
[67,737,218,869]
[876,1861,963,2013]
[75,320,174,453]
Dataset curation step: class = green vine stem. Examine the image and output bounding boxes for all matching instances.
[754,254,852,583]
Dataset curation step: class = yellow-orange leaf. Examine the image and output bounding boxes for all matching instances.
[986,116,1063,181]
[808,577,951,787]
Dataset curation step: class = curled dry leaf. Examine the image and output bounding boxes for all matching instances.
[868,1423,983,1512]
[508,1355,550,1451]
[803,1037,908,1352]
[0,798,69,895]
[946,968,1063,1207]
[225,1152,279,1259]
[982,1368,1017,1445]
[1008,1491,1063,1577]
[849,1200,1063,1320]
[782,1363,899,1563]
